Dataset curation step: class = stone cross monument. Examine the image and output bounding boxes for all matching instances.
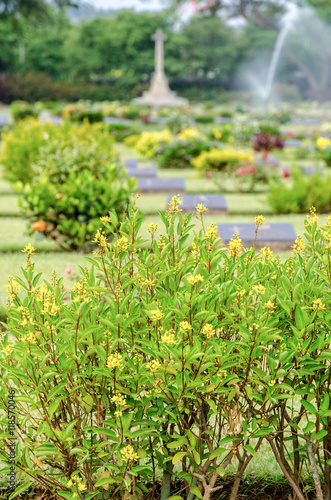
[134,28,188,107]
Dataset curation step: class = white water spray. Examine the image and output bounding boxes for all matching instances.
[262,3,299,100]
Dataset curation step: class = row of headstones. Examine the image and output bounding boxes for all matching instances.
[125,158,297,250]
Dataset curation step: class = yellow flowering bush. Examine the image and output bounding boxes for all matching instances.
[133,129,172,158]
[191,147,253,173]
[315,136,331,166]
[1,201,331,500]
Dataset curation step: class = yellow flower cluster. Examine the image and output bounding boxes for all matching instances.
[150,309,163,321]
[22,243,36,256]
[146,360,160,373]
[93,228,108,251]
[167,194,183,217]
[192,147,253,171]
[161,330,177,345]
[254,215,265,227]
[260,247,273,261]
[316,137,331,150]
[134,129,172,159]
[67,476,86,492]
[191,241,199,257]
[121,444,139,462]
[252,284,265,294]
[22,332,37,344]
[264,300,275,310]
[196,203,208,216]
[106,353,124,370]
[201,323,216,339]
[188,274,204,285]
[312,298,325,311]
[292,235,306,254]
[115,235,129,252]
[177,126,202,141]
[100,215,111,225]
[205,223,218,240]
[2,346,12,356]
[111,394,126,406]
[71,278,91,303]
[305,206,319,226]
[212,128,222,140]
[17,306,33,327]
[6,277,21,300]
[228,234,243,259]
[147,223,159,233]
[179,321,192,333]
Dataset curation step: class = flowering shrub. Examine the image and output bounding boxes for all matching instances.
[176,126,203,141]
[19,139,135,250]
[10,100,40,121]
[157,138,210,169]
[2,200,331,500]
[0,120,115,185]
[315,136,331,166]
[208,124,233,143]
[192,147,253,173]
[252,132,284,154]
[268,168,331,213]
[132,129,172,159]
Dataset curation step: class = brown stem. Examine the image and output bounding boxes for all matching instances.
[305,433,324,500]
[267,437,305,500]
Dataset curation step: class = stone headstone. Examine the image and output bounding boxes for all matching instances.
[0,115,8,126]
[124,158,138,168]
[284,139,302,148]
[103,117,131,125]
[217,222,296,251]
[126,166,157,178]
[215,117,232,124]
[168,194,228,214]
[138,177,186,193]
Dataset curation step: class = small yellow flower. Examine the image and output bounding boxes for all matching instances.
[292,235,306,254]
[100,216,110,224]
[106,353,124,370]
[150,309,163,321]
[111,394,126,406]
[264,300,275,310]
[188,274,204,285]
[196,203,208,216]
[254,215,265,227]
[260,247,274,261]
[312,298,325,311]
[167,194,182,217]
[179,321,192,333]
[305,206,319,226]
[252,284,265,295]
[269,380,276,386]
[146,360,160,373]
[316,137,331,150]
[201,323,216,339]
[115,236,129,252]
[205,223,218,239]
[115,410,123,417]
[2,346,12,356]
[147,223,159,233]
[228,234,243,260]
[22,243,36,255]
[161,329,177,345]
[121,444,139,462]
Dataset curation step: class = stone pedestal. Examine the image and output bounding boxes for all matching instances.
[133,28,188,108]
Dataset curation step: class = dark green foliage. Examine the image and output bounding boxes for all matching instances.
[268,169,331,213]
[157,139,211,169]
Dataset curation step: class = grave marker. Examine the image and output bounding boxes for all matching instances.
[126,166,157,178]
[168,194,228,214]
[138,177,186,193]
[124,158,138,168]
[217,222,296,251]
[284,139,302,148]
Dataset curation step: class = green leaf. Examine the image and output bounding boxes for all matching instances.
[172,452,187,464]
[209,447,227,460]
[303,422,315,434]
[295,306,305,330]
[9,481,32,500]
[311,430,328,441]
[190,486,202,498]
[243,444,258,458]
[301,400,318,416]
[95,477,119,487]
